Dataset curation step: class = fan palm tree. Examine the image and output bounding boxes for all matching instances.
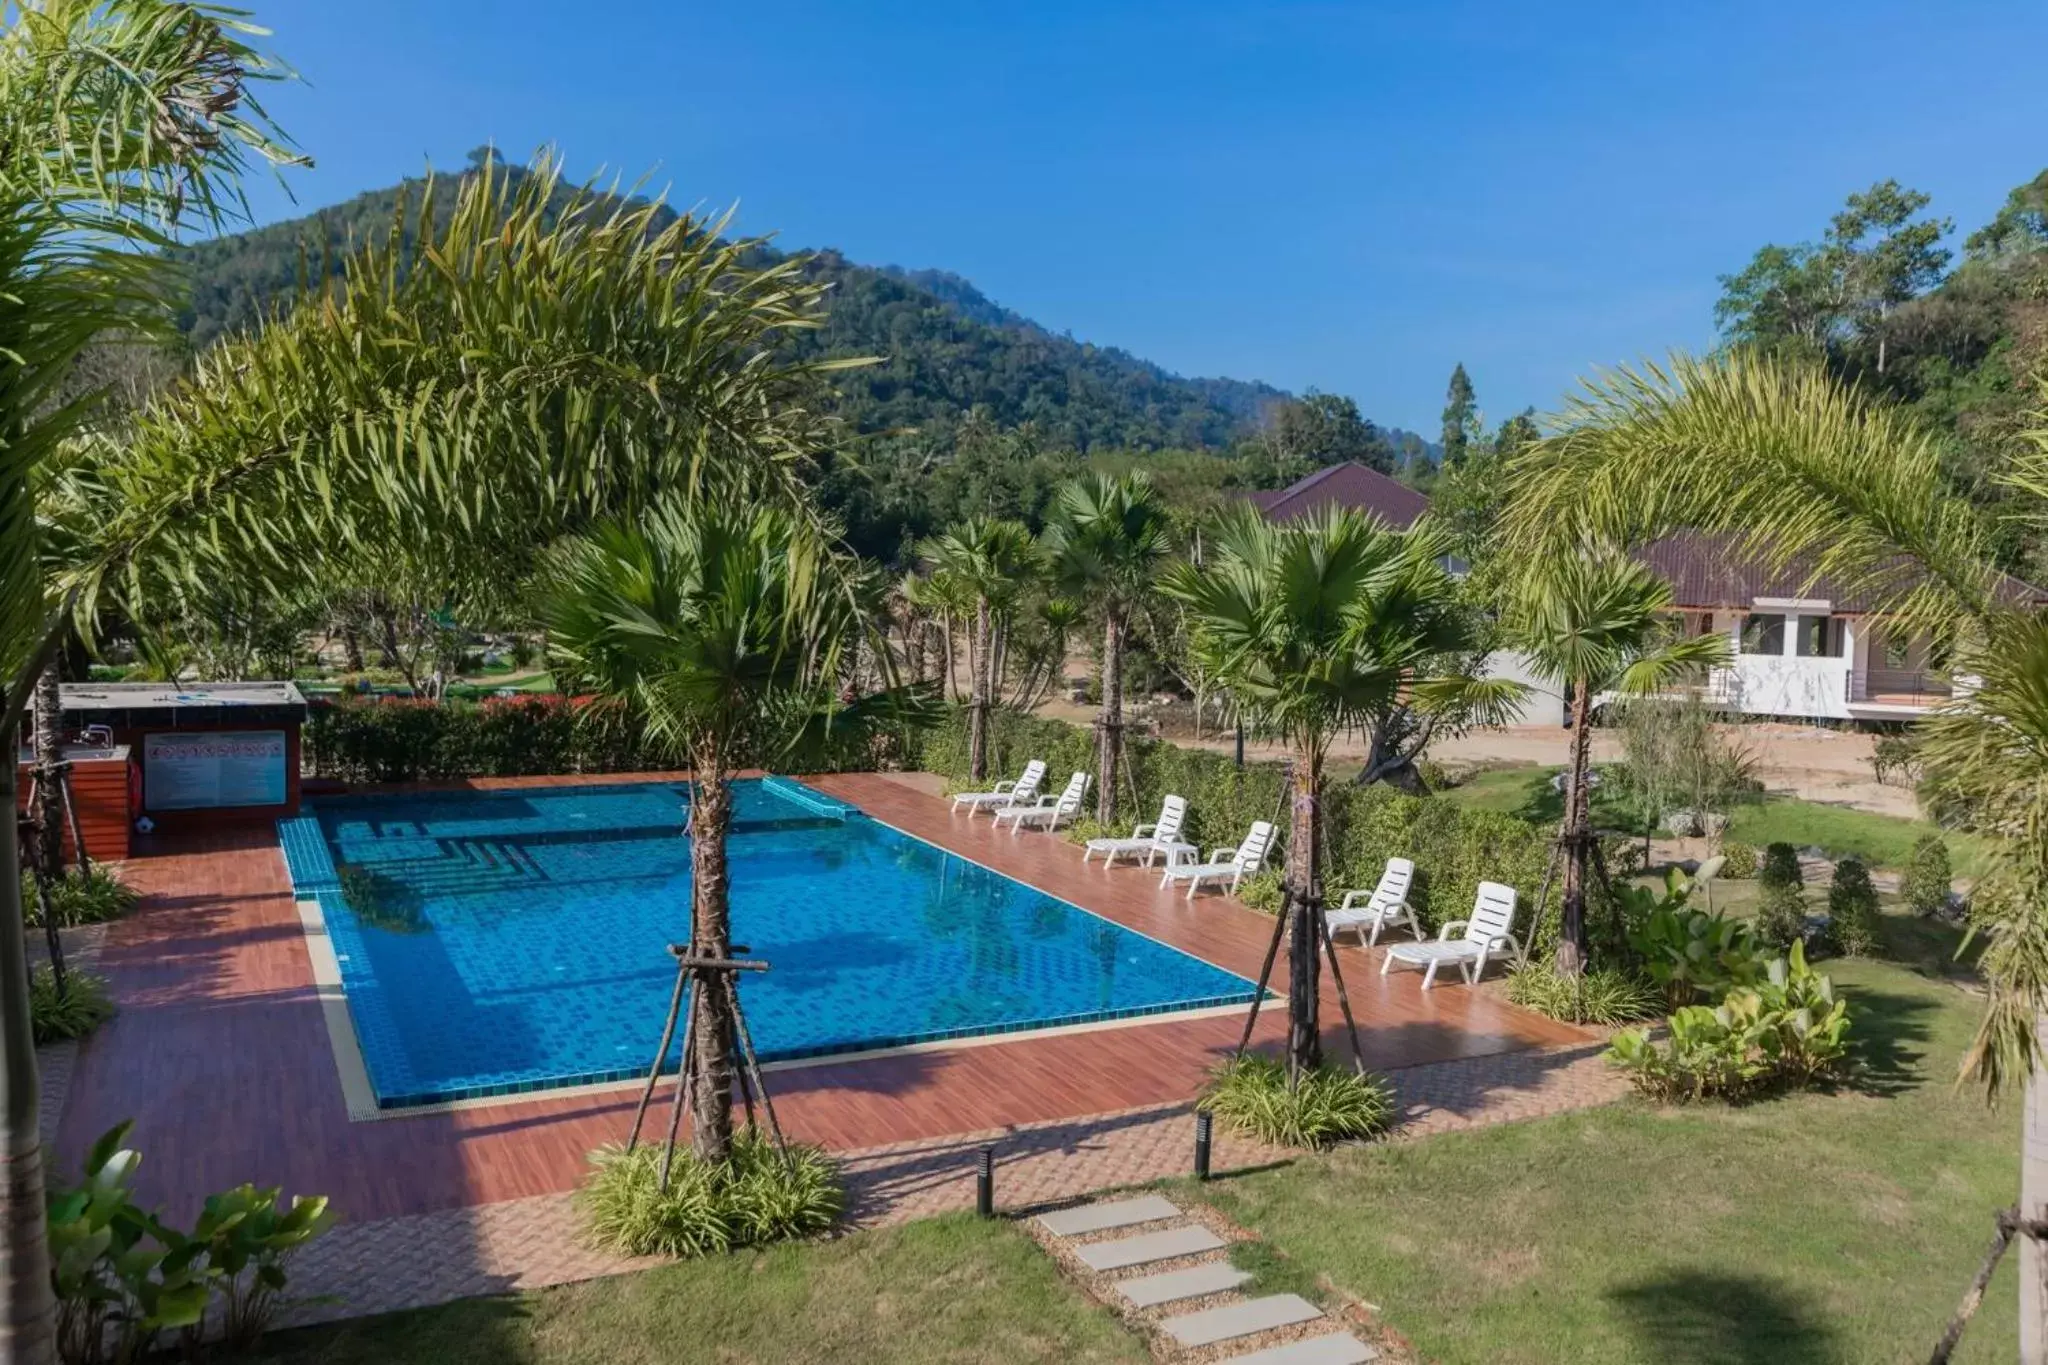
[1501,348,2044,1351]
[540,503,914,1162]
[1507,551,1730,975]
[919,517,1041,781]
[1044,472,1176,822]
[1164,504,1519,1073]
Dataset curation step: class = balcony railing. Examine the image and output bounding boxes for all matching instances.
[1855,668,1952,705]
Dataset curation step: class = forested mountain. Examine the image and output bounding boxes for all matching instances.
[170,155,1297,452]
[1715,168,2048,573]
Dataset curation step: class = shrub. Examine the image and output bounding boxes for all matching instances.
[1625,885,1768,1009]
[22,866,139,929]
[1754,881,1811,951]
[184,1183,336,1353]
[1871,732,1921,787]
[1828,858,1881,956]
[1197,1054,1395,1149]
[1718,841,1759,879]
[48,1123,331,1365]
[1606,943,1849,1101]
[1758,842,1802,890]
[579,1129,843,1258]
[1237,869,1284,913]
[1904,834,1953,917]
[1506,962,1660,1025]
[30,967,113,1044]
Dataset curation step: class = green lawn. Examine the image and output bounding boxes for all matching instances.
[1722,798,1986,875]
[1178,917,2019,1365]
[252,1215,1144,1365]
[1439,763,1982,873]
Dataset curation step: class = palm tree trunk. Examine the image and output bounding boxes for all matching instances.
[30,666,68,990]
[1557,680,1594,978]
[2023,1020,2048,1362]
[686,765,735,1164]
[31,665,62,879]
[941,616,957,702]
[0,721,57,1365]
[1285,752,1323,1076]
[1096,613,1123,824]
[968,597,992,783]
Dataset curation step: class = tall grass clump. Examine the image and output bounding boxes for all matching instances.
[579,1129,842,1258]
[21,867,139,928]
[30,968,114,1044]
[1198,1054,1395,1149]
[1507,962,1661,1025]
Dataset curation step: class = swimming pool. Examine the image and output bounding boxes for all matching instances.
[278,778,1258,1109]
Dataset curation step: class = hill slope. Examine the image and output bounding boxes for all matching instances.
[171,167,1289,451]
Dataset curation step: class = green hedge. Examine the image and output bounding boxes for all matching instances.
[925,709,1555,937]
[305,697,665,783]
[308,694,898,784]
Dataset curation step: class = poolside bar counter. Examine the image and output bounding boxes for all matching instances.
[40,681,309,832]
[13,741,134,861]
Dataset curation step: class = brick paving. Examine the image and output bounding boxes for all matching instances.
[281,1037,1625,1329]
[32,922,108,1155]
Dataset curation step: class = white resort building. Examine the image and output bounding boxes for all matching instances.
[1244,464,2036,728]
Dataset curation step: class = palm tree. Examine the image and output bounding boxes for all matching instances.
[1507,551,1729,975]
[919,518,1041,782]
[8,145,871,1357]
[0,6,299,1355]
[540,503,882,1162]
[1044,473,1176,823]
[1501,349,2041,1349]
[1164,504,1516,1073]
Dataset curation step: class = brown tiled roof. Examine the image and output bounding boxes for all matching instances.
[1637,531,2045,613]
[1244,462,1430,530]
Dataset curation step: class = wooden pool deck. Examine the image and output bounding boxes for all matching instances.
[49,770,1586,1225]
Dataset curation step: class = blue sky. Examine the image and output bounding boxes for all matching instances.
[236,0,2046,435]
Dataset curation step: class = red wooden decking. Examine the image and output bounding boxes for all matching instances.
[50,771,1583,1224]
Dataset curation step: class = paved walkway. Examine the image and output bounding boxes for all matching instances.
[281,1038,1626,1328]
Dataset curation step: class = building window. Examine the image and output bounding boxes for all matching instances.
[1741,613,1785,655]
[1795,616,1845,658]
[1882,634,1910,670]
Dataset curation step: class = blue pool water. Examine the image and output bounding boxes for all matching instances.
[279,779,1257,1108]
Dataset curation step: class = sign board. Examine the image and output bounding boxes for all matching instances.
[143,731,287,811]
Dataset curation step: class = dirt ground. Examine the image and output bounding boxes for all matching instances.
[1029,691,1917,821]
[1428,722,1918,819]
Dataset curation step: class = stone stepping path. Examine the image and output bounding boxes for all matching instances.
[1041,1195,1185,1237]
[1119,1262,1252,1308]
[1163,1293,1321,1347]
[1076,1225,1225,1272]
[1035,1194,1379,1362]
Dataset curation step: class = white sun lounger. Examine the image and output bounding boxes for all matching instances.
[1381,881,1523,989]
[993,771,1091,835]
[1327,857,1421,947]
[1082,794,1194,868]
[951,759,1047,816]
[1158,821,1275,900]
